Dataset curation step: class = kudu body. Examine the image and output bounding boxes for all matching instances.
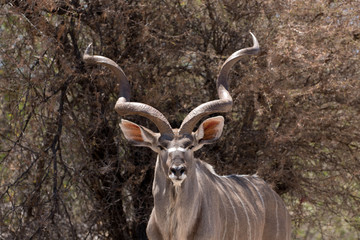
[84,33,291,240]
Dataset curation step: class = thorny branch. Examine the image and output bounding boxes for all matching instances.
[50,80,69,221]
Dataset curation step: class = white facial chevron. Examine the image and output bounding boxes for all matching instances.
[167,147,186,153]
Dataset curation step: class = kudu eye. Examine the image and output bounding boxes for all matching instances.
[157,145,165,151]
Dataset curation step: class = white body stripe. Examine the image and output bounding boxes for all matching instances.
[225,179,252,240]
[242,176,265,208]
[271,190,279,239]
[217,181,239,240]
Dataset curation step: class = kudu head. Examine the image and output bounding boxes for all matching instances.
[84,33,259,187]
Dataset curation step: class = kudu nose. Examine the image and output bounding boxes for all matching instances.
[170,165,186,178]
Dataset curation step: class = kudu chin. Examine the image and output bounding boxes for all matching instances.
[84,33,291,240]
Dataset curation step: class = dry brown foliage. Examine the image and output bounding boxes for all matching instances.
[0,0,359,239]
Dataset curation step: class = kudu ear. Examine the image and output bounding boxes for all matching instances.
[119,119,159,150]
[193,116,224,150]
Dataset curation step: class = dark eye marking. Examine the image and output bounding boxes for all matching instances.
[157,145,166,151]
[180,138,193,148]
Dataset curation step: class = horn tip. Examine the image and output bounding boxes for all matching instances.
[249,32,260,52]
[84,43,93,58]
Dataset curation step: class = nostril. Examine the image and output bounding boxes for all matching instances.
[170,166,186,177]
[170,167,177,175]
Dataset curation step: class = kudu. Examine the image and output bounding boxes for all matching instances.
[84,33,291,240]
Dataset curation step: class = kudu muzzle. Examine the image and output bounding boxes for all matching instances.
[168,148,187,184]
